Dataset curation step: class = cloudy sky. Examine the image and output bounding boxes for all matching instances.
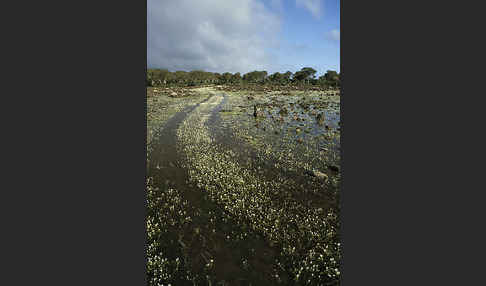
[148,0,339,77]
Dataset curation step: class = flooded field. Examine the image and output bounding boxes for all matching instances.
[147,86,341,285]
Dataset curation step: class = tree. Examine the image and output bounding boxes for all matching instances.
[318,75,328,88]
[220,72,233,84]
[243,71,267,83]
[293,67,317,84]
[146,67,337,88]
[173,71,188,85]
[268,72,282,85]
[282,71,292,85]
[231,72,242,84]
[324,70,339,88]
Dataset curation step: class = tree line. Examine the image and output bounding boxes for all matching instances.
[147,67,340,89]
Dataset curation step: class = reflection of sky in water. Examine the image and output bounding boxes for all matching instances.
[216,93,340,165]
[209,93,341,171]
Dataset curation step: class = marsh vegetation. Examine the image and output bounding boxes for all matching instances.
[147,76,341,285]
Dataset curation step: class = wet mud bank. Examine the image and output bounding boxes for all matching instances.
[147,95,284,285]
[147,87,341,285]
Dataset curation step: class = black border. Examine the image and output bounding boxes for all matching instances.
[3,1,147,285]
[341,0,484,284]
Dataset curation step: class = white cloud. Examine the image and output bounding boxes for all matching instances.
[296,0,323,19]
[147,0,281,74]
[327,29,340,41]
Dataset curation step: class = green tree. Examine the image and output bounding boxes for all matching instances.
[243,71,267,83]
[293,67,317,84]
[231,72,242,84]
[282,71,292,85]
[324,70,340,88]
[220,72,233,84]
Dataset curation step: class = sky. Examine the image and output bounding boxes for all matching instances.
[147,0,339,77]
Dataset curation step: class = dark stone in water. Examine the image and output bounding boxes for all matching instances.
[253,105,263,117]
[304,170,315,177]
[316,113,325,125]
[278,107,288,115]
[304,169,329,181]
[328,165,340,172]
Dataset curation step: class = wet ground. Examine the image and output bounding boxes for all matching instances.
[147,87,341,285]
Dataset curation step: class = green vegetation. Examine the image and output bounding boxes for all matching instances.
[147,67,340,89]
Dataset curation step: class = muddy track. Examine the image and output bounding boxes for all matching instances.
[148,94,214,190]
[147,95,285,285]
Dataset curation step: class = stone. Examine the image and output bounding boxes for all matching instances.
[328,165,340,172]
[305,169,329,181]
[278,107,288,115]
[253,105,263,117]
[316,113,325,125]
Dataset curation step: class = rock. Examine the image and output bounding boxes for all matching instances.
[328,165,340,172]
[278,107,288,115]
[170,92,178,97]
[305,169,329,181]
[304,170,314,177]
[253,105,263,117]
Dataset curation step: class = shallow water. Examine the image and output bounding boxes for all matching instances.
[147,89,341,285]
